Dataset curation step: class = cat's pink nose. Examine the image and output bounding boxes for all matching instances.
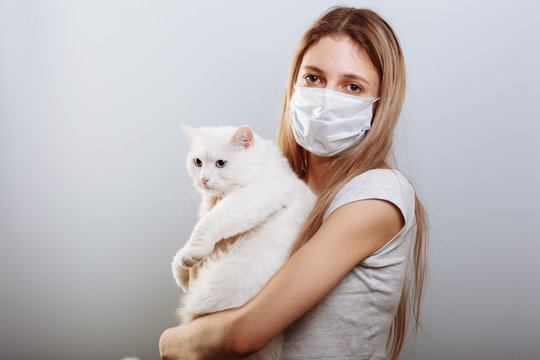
[201,178,209,185]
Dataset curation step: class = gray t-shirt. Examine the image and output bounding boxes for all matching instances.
[281,169,416,360]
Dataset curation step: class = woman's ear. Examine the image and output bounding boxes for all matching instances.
[230,126,254,149]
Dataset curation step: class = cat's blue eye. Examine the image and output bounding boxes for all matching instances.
[194,158,203,167]
[215,160,227,168]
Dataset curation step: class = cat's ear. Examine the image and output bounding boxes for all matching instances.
[231,126,254,149]
[180,124,201,141]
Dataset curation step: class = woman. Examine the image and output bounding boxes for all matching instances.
[160,6,428,360]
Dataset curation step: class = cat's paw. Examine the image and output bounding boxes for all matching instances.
[171,253,190,289]
[174,241,213,268]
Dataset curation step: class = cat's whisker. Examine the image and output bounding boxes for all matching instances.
[164,180,199,223]
[166,183,192,218]
[167,183,192,210]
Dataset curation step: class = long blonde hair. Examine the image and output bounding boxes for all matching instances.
[278,7,428,360]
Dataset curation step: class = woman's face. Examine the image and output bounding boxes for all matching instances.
[296,36,380,98]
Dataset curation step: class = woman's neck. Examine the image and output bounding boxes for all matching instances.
[306,153,334,194]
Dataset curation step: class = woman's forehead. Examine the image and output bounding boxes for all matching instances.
[301,36,378,80]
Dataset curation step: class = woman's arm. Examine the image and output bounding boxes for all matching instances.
[159,198,404,359]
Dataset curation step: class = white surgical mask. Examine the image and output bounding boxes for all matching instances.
[289,86,379,157]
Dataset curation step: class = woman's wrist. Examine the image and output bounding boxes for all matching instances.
[210,307,257,358]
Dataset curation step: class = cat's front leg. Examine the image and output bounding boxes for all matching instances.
[173,225,215,268]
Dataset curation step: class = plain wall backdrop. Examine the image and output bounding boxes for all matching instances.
[1,0,539,359]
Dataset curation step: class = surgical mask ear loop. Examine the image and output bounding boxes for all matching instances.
[371,98,380,125]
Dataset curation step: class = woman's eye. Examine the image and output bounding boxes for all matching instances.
[193,158,203,167]
[346,83,362,93]
[215,160,227,168]
[305,74,321,84]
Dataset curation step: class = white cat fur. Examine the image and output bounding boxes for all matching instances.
[171,125,315,360]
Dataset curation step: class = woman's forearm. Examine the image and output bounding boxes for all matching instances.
[159,308,255,360]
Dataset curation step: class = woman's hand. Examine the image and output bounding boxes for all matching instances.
[159,325,195,360]
[158,309,253,360]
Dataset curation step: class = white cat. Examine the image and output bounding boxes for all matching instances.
[171,125,315,359]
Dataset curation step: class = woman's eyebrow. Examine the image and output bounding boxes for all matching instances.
[301,65,325,74]
[300,65,370,86]
[341,73,370,86]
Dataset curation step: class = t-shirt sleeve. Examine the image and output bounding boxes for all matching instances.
[323,169,416,259]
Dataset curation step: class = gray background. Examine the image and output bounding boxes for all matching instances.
[1,0,539,359]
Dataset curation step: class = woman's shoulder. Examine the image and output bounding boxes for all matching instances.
[324,168,416,223]
[341,168,414,199]
[349,168,412,188]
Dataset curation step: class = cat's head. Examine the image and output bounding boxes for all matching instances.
[182,125,265,197]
